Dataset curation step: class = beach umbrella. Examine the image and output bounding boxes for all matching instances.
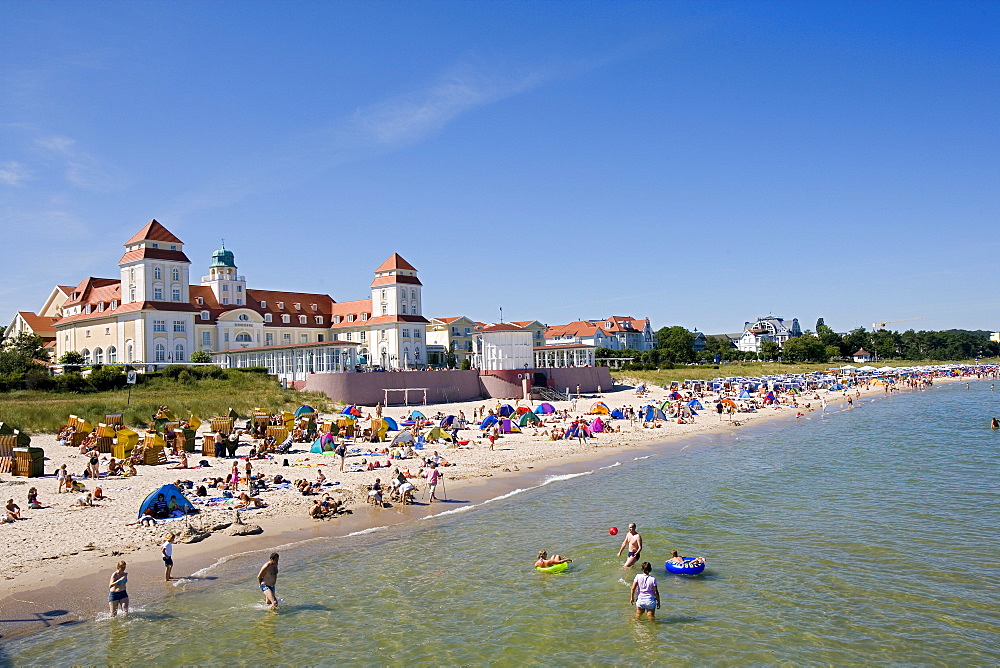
[295,405,316,417]
[382,416,399,431]
[590,402,610,415]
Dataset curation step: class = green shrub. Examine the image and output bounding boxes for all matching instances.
[57,372,90,393]
[88,367,127,392]
[23,368,55,391]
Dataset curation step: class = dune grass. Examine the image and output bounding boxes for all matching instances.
[0,372,338,436]
[611,359,992,388]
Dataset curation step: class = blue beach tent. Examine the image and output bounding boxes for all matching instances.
[480,414,499,430]
[382,416,399,431]
[498,404,516,417]
[137,483,195,519]
[610,409,625,419]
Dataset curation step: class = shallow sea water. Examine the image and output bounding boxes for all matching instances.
[3,381,999,665]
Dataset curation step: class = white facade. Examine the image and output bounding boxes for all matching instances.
[474,325,533,371]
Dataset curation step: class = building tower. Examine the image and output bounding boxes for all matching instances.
[370,253,425,369]
[118,219,191,304]
[202,243,247,306]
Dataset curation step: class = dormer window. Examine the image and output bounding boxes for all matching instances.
[260,301,267,308]
[277,301,284,309]
[347,314,355,323]
[110,300,118,310]
[311,304,317,311]
[294,303,301,311]
[315,316,323,324]
[196,296,204,305]
[361,313,368,321]
[201,310,210,320]
[97,302,105,312]
[298,315,306,324]
[606,321,613,328]
[282,314,290,323]
[264,314,272,323]
[334,315,341,324]
[84,304,92,314]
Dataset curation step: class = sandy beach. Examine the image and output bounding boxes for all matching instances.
[0,376,952,642]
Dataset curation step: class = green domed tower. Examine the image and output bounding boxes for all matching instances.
[202,243,246,306]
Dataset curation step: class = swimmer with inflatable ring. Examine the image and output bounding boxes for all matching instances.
[535,550,573,569]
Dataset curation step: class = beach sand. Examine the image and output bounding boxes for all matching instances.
[0,378,932,641]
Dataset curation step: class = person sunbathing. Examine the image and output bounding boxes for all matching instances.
[5,499,22,521]
[535,550,572,568]
[309,499,327,518]
[234,492,266,509]
[168,452,190,469]
[107,458,121,476]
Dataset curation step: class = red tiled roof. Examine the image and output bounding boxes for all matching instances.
[545,321,608,338]
[374,253,416,272]
[64,278,121,305]
[17,312,58,335]
[478,323,525,332]
[54,300,199,325]
[118,248,191,264]
[435,317,464,324]
[370,274,422,287]
[364,314,429,325]
[534,343,595,350]
[124,219,184,245]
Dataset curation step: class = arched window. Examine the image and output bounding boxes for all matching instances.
[154,266,161,280]
[174,343,185,361]
[81,348,91,364]
[238,314,249,321]
[94,347,103,365]
[235,333,252,342]
[155,343,165,362]
[126,342,133,362]
[381,290,386,301]
[172,267,180,281]
[410,289,416,300]
[401,303,407,314]
[414,346,421,360]
[107,346,117,364]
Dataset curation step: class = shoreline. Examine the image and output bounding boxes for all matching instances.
[0,376,965,644]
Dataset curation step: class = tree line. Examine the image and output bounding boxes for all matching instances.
[596,320,998,369]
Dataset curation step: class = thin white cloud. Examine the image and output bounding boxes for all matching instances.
[349,65,549,148]
[34,135,126,192]
[0,161,32,186]
[168,61,552,219]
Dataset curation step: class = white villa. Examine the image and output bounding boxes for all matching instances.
[736,315,803,353]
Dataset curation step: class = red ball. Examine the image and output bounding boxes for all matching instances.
[609,527,618,535]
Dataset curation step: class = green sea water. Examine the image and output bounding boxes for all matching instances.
[3,381,999,665]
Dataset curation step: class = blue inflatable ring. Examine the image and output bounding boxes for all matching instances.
[665,558,705,575]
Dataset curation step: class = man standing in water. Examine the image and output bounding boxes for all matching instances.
[617,522,642,567]
[257,552,279,609]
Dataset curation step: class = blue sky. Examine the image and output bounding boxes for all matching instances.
[2,1,997,335]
